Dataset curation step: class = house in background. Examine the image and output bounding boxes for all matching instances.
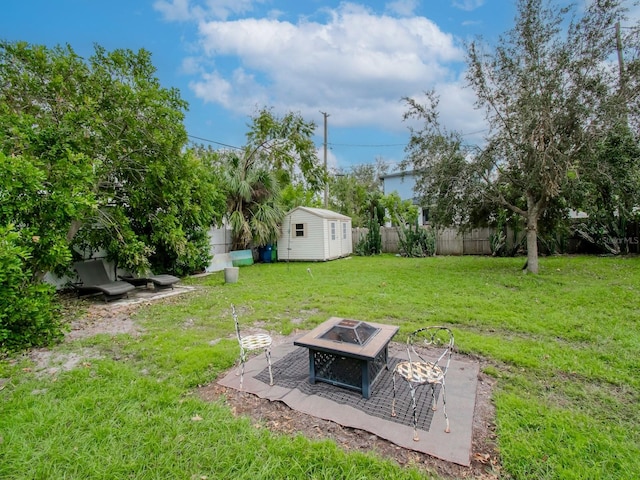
[277,207,352,261]
[379,170,429,226]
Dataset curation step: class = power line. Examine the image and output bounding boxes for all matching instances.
[328,142,406,148]
[187,134,243,150]
[460,128,487,137]
[188,128,486,152]
[321,111,329,207]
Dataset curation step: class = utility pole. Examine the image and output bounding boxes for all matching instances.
[615,21,629,125]
[321,111,329,208]
[615,22,625,95]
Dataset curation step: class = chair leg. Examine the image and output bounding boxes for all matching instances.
[391,370,397,417]
[441,381,450,433]
[408,383,419,442]
[235,348,244,376]
[239,351,247,391]
[431,383,437,411]
[265,348,273,386]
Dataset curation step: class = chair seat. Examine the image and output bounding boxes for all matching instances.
[148,274,179,286]
[240,333,272,350]
[395,361,444,384]
[120,273,180,289]
[73,261,136,301]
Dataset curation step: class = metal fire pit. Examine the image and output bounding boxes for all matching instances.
[294,317,399,398]
[319,319,379,346]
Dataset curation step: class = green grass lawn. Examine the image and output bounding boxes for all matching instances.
[1,255,639,479]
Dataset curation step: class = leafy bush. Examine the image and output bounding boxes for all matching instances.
[489,230,507,256]
[0,225,65,354]
[398,223,436,257]
[355,211,382,256]
[164,226,213,276]
[574,220,634,255]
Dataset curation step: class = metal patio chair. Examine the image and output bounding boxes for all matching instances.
[391,326,454,441]
[231,304,273,390]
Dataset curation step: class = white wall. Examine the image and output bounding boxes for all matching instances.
[278,209,326,261]
[277,208,352,261]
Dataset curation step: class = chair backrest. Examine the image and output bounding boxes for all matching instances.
[74,260,112,285]
[231,304,242,341]
[406,326,454,374]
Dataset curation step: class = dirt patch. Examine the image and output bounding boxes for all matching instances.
[26,296,144,373]
[28,348,104,377]
[65,302,144,341]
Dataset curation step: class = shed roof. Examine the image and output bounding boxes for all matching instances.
[287,206,351,221]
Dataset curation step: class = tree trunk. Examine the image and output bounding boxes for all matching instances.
[525,196,540,274]
[525,223,539,274]
[66,219,83,243]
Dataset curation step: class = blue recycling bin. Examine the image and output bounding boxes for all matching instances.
[260,244,273,263]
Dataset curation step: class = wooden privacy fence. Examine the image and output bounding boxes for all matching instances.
[352,227,495,255]
[209,225,497,257]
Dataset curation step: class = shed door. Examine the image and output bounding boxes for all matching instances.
[328,221,339,258]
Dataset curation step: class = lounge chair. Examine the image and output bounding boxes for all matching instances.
[73,260,136,302]
[119,271,180,290]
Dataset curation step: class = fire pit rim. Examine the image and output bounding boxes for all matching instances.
[318,318,381,347]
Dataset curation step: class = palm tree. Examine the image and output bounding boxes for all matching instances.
[223,152,285,251]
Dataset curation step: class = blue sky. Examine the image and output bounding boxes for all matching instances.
[2,1,635,172]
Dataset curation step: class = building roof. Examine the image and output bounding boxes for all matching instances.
[288,206,351,221]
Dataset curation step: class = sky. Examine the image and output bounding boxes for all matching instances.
[1,1,636,172]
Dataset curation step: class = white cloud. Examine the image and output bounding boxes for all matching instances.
[434,80,486,141]
[190,4,465,133]
[385,0,419,17]
[154,0,192,21]
[399,77,486,145]
[180,56,202,75]
[316,146,339,171]
[202,0,257,21]
[154,0,261,21]
[451,0,485,12]
[189,71,233,107]
[190,68,268,110]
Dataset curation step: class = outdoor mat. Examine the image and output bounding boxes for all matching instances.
[255,347,441,429]
[217,340,479,466]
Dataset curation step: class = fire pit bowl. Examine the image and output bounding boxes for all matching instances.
[319,319,380,346]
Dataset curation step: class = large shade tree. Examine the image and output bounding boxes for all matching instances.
[0,41,225,277]
[404,0,639,273]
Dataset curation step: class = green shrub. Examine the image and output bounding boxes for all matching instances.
[0,225,64,354]
[355,211,382,256]
[170,226,213,276]
[398,223,436,257]
[489,230,507,256]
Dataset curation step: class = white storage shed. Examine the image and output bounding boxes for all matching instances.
[277,207,352,261]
